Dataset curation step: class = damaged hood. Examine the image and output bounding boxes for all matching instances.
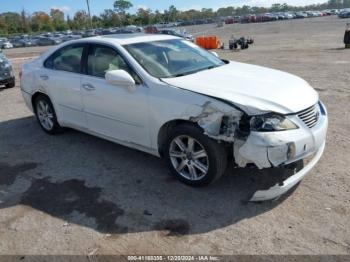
[162,61,319,115]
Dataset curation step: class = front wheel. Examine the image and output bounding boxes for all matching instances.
[165,124,227,187]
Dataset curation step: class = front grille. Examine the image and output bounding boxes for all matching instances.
[297,104,319,128]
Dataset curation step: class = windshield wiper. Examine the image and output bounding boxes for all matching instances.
[206,65,216,70]
[173,65,220,78]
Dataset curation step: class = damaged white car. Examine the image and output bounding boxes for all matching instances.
[20,34,328,201]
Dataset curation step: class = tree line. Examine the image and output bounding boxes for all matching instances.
[0,0,349,35]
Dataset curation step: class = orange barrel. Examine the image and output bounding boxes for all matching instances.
[205,36,210,49]
[196,36,203,47]
[208,36,215,49]
[201,36,206,48]
[199,36,206,48]
[201,36,207,49]
[196,36,221,49]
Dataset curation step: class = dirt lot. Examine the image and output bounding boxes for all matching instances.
[0,16,349,255]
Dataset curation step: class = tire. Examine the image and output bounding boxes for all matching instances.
[164,123,228,187]
[34,95,62,135]
[5,81,15,89]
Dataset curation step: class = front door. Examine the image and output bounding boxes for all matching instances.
[81,44,150,147]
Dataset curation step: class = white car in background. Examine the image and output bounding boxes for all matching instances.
[2,41,13,49]
[0,38,13,49]
[20,34,328,201]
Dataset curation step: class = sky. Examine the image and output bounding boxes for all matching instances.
[0,0,327,16]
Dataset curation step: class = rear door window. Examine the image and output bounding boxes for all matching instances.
[45,44,84,74]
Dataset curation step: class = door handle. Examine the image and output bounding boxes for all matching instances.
[82,83,95,91]
[40,75,49,80]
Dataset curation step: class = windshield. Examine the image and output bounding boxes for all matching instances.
[124,39,225,78]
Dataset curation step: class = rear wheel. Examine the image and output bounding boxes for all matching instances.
[34,95,61,134]
[165,123,227,187]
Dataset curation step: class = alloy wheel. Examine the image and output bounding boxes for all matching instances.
[169,135,209,181]
[36,100,54,131]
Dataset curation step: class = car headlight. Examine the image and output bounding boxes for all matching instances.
[250,113,299,132]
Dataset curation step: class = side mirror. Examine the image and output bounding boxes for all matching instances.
[211,51,219,57]
[105,70,136,90]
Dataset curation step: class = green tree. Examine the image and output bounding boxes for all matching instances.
[31,11,53,32]
[1,12,22,34]
[20,9,31,33]
[217,6,235,17]
[100,9,121,27]
[73,10,89,30]
[114,0,133,14]
[92,15,103,28]
[0,16,8,35]
[168,5,178,22]
[201,8,214,19]
[113,0,133,25]
[136,8,151,25]
[50,9,67,31]
[67,15,74,30]
[151,10,163,24]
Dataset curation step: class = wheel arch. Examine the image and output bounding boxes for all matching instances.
[157,119,201,157]
[31,92,51,114]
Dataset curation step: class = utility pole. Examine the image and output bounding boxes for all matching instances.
[86,0,93,28]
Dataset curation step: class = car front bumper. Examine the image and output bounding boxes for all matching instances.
[234,102,328,201]
[0,76,15,86]
[250,141,325,201]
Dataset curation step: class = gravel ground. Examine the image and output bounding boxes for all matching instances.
[0,16,349,255]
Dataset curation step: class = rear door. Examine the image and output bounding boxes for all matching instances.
[39,43,87,128]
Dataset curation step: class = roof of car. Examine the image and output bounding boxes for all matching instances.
[87,33,180,45]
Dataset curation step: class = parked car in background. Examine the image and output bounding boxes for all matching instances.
[2,41,13,49]
[0,51,15,88]
[125,25,143,33]
[0,38,13,49]
[339,9,350,18]
[83,29,97,38]
[295,12,308,18]
[275,13,287,20]
[21,34,327,201]
[225,17,239,24]
[36,37,60,46]
[61,34,82,43]
[241,15,255,23]
[330,9,340,15]
[283,12,295,19]
[115,28,134,34]
[10,37,35,48]
[177,21,195,26]
[264,13,278,21]
[158,29,194,42]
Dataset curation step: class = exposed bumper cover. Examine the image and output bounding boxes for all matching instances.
[250,141,326,201]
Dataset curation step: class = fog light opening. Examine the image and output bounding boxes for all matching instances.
[287,143,296,160]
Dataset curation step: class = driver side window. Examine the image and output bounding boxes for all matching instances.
[87,45,141,84]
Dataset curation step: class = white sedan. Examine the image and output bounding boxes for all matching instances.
[20,34,328,201]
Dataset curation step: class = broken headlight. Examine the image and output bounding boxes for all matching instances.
[250,114,298,132]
